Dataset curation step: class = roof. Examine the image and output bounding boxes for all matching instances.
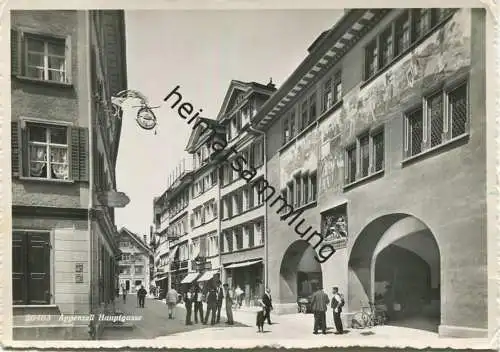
[251,9,383,128]
[118,226,153,256]
[216,79,276,121]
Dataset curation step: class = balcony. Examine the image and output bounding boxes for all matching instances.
[170,259,189,271]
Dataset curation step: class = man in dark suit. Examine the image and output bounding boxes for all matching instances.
[331,286,345,334]
[262,288,273,324]
[204,287,217,325]
[310,285,329,334]
[215,281,224,323]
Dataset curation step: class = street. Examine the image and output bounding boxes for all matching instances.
[100,297,249,340]
[99,297,491,350]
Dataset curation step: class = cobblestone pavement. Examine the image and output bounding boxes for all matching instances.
[100,297,249,340]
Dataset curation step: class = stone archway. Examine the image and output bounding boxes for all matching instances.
[348,214,441,332]
[279,240,323,308]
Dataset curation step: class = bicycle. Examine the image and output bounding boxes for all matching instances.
[351,301,387,329]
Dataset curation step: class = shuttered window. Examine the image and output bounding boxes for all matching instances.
[12,231,51,305]
[11,29,72,84]
[11,121,88,181]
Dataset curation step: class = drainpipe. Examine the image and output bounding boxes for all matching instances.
[248,124,267,289]
[217,163,222,282]
[86,10,96,338]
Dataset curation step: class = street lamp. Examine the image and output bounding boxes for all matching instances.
[110,89,160,133]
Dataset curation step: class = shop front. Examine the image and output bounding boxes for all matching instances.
[224,259,264,307]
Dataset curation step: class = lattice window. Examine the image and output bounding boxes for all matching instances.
[373,131,384,172]
[407,108,424,156]
[346,146,356,184]
[449,83,468,138]
[359,135,370,178]
[428,93,444,148]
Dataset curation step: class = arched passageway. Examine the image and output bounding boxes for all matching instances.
[348,214,440,332]
[279,240,323,305]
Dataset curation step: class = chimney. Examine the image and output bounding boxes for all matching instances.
[267,77,275,90]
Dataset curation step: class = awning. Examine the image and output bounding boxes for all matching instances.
[181,272,199,284]
[197,270,218,282]
[225,259,262,269]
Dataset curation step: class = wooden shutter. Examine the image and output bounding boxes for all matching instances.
[20,122,29,177]
[11,29,19,76]
[12,232,27,305]
[70,127,89,182]
[11,121,20,177]
[27,232,51,304]
[65,35,72,84]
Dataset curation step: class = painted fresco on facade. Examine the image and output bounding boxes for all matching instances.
[318,9,471,194]
[279,129,320,189]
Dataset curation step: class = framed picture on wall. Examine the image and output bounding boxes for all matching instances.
[320,203,348,249]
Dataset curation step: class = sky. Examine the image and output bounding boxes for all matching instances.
[115,9,343,237]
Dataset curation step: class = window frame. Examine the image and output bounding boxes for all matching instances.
[18,117,75,183]
[403,79,469,160]
[12,28,73,86]
[344,127,386,186]
[363,9,455,82]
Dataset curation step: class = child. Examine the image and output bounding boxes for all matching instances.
[256,300,266,332]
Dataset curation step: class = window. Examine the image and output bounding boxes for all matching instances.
[295,175,302,207]
[119,266,130,275]
[427,92,444,147]
[323,72,343,112]
[120,241,129,247]
[406,108,424,157]
[346,146,357,184]
[364,9,455,81]
[253,139,264,167]
[289,109,296,140]
[235,228,243,250]
[310,173,317,201]
[323,78,332,112]
[404,81,468,158]
[12,231,51,305]
[287,182,294,205]
[359,135,370,178]
[345,130,385,185]
[11,121,88,182]
[303,174,309,204]
[365,40,378,79]
[300,100,308,131]
[308,92,317,125]
[412,9,432,40]
[372,131,385,172]
[395,11,411,56]
[449,83,468,138]
[121,253,130,261]
[20,34,69,83]
[380,27,393,68]
[135,266,144,275]
[27,123,68,180]
[282,116,290,144]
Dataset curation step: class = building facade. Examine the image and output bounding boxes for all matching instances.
[216,81,275,305]
[117,227,153,294]
[10,10,127,339]
[152,81,275,305]
[250,9,487,338]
